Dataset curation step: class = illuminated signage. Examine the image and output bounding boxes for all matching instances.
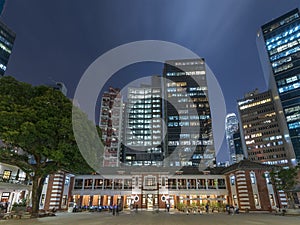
[2,170,12,180]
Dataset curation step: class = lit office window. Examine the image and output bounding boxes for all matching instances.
[254,194,260,206]
[250,172,256,184]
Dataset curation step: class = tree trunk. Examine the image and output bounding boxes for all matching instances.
[31,175,46,218]
[287,192,296,209]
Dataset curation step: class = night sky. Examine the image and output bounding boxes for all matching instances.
[2,0,300,162]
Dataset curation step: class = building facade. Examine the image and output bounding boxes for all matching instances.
[68,160,287,213]
[53,82,67,96]
[0,20,15,76]
[232,128,245,163]
[71,168,228,211]
[0,163,31,212]
[163,58,215,168]
[122,85,163,166]
[0,0,6,16]
[39,171,74,211]
[223,160,288,212]
[225,113,239,165]
[237,89,294,166]
[257,8,300,164]
[99,87,123,167]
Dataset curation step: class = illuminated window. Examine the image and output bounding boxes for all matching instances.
[40,194,45,206]
[94,179,103,189]
[65,176,70,185]
[2,170,12,181]
[264,172,271,184]
[286,114,300,122]
[239,98,271,110]
[84,179,93,189]
[0,42,11,54]
[278,81,300,93]
[288,121,300,129]
[250,172,256,184]
[254,194,260,206]
[233,194,238,205]
[74,179,83,189]
[230,175,235,185]
[62,195,67,206]
[246,140,255,145]
[266,24,300,46]
[269,194,275,206]
[270,46,300,62]
[0,63,6,71]
[285,105,300,114]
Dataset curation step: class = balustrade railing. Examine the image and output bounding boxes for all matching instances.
[0,174,30,185]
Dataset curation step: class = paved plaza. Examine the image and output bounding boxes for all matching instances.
[1,211,299,225]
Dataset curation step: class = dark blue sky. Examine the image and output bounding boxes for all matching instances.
[2,0,300,162]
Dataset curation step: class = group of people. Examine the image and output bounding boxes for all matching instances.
[112,204,119,216]
[225,204,239,215]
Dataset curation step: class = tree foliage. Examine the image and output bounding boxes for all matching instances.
[0,76,95,216]
[270,166,299,208]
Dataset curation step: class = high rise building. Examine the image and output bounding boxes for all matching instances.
[0,20,15,76]
[47,81,68,96]
[0,0,6,16]
[237,89,294,166]
[122,83,163,166]
[54,82,67,96]
[163,58,215,168]
[99,87,123,167]
[232,128,245,163]
[225,113,239,165]
[257,8,300,164]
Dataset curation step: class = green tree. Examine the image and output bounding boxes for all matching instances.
[0,76,95,217]
[270,166,299,209]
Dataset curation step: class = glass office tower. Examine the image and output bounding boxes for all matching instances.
[232,128,245,163]
[122,85,163,166]
[0,0,5,15]
[163,58,215,169]
[225,113,239,165]
[0,20,15,76]
[257,8,300,164]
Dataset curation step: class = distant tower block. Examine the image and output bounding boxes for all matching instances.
[163,58,215,169]
[225,113,239,165]
[0,20,15,76]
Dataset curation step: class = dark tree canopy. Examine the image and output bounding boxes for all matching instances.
[270,166,299,208]
[0,76,95,216]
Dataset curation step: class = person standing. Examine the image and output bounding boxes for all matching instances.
[166,203,170,212]
[4,202,8,213]
[112,204,116,216]
[226,204,230,215]
[205,203,209,214]
[116,205,119,216]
